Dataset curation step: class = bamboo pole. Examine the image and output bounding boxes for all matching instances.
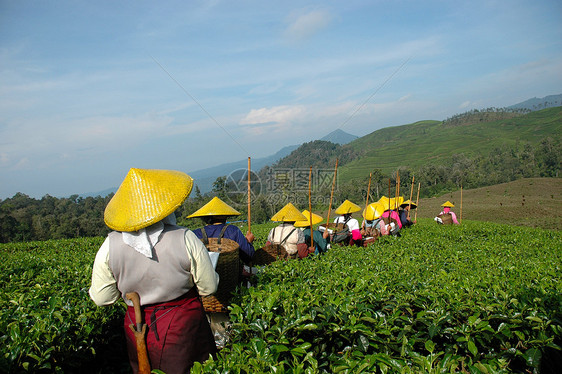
[407,176,414,220]
[308,166,313,248]
[362,173,372,229]
[325,159,338,231]
[395,171,400,210]
[388,178,391,210]
[414,182,420,222]
[460,184,463,224]
[247,157,251,233]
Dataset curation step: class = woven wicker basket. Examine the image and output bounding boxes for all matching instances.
[252,244,296,266]
[201,237,242,313]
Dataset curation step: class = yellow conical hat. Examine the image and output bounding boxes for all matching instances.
[187,196,240,218]
[400,199,417,209]
[271,203,308,222]
[363,202,385,221]
[104,168,193,231]
[334,199,361,215]
[294,210,324,227]
[378,196,391,211]
[390,196,404,210]
[441,201,455,207]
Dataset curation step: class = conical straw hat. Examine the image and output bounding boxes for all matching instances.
[294,210,324,227]
[334,199,361,215]
[378,196,391,211]
[441,201,455,207]
[389,196,404,210]
[363,202,385,220]
[187,196,240,218]
[400,199,417,209]
[271,203,308,222]
[104,168,193,231]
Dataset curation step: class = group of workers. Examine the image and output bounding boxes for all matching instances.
[88,168,459,374]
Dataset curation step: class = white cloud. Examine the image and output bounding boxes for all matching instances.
[240,105,306,126]
[460,101,471,109]
[284,9,332,41]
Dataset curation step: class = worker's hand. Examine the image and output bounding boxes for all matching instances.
[308,247,315,254]
[322,231,329,239]
[245,232,255,243]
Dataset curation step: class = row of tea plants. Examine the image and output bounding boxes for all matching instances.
[1,219,560,373]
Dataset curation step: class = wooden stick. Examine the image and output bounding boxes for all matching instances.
[363,173,372,229]
[394,170,400,210]
[325,159,338,229]
[247,157,251,233]
[308,167,313,248]
[414,182,420,222]
[407,175,414,220]
[388,178,391,210]
[460,184,463,224]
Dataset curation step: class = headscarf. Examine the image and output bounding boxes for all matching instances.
[122,213,177,258]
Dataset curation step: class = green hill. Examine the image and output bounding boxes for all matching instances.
[337,106,562,180]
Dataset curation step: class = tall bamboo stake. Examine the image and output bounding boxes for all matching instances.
[388,178,391,211]
[460,184,463,224]
[407,176,415,220]
[325,159,338,231]
[414,182,420,222]
[247,157,251,233]
[308,166,313,248]
[362,173,372,229]
[394,170,400,210]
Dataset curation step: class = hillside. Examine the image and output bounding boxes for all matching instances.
[416,177,562,230]
[337,106,562,180]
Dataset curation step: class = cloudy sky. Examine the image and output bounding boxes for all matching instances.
[1,0,561,199]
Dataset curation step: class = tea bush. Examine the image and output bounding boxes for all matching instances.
[1,220,560,373]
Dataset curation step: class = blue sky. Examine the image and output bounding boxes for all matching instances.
[1,0,561,199]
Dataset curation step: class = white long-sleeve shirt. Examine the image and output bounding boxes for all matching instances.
[89,228,219,307]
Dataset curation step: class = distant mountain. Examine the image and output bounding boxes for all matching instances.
[190,144,299,193]
[508,94,562,111]
[320,129,358,144]
[79,187,116,198]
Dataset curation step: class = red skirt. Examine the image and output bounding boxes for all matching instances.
[124,287,216,374]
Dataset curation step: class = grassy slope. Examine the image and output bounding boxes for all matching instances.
[416,177,562,230]
[338,107,562,180]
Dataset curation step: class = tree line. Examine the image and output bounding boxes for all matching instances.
[0,137,560,243]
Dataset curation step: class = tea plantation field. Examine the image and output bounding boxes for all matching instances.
[1,220,561,373]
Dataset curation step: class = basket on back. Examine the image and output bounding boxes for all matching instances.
[319,222,350,244]
[252,243,296,265]
[199,226,242,313]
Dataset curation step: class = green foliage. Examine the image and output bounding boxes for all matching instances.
[0,237,128,373]
[202,220,562,373]
[0,221,561,372]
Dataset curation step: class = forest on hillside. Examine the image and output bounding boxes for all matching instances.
[1,136,559,243]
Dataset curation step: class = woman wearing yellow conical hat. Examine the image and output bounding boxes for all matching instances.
[89,168,218,373]
[378,196,403,236]
[189,196,255,264]
[333,199,362,246]
[399,199,417,228]
[294,210,329,256]
[361,201,390,238]
[266,203,308,258]
[434,201,459,225]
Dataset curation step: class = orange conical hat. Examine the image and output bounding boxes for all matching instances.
[104,168,193,231]
[187,196,240,218]
[271,203,308,222]
[334,199,361,215]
